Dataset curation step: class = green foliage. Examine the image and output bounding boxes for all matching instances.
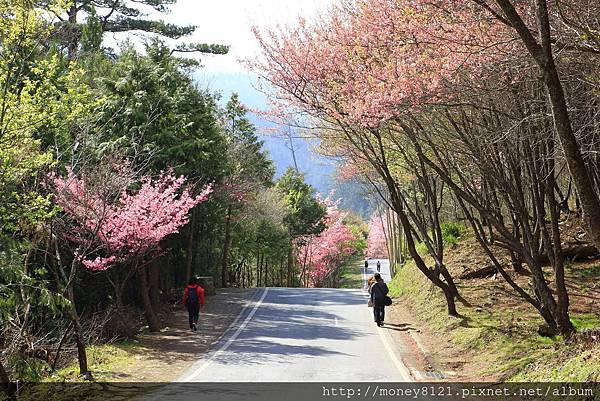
[414,240,428,256]
[276,168,327,238]
[92,40,228,180]
[441,222,464,245]
[222,93,275,186]
[339,258,364,289]
[80,6,102,53]
[7,354,49,382]
[343,213,368,255]
[0,1,87,236]
[39,0,229,60]
[570,313,600,331]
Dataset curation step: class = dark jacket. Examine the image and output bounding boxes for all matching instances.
[370,280,389,306]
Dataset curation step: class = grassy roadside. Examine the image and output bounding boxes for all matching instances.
[339,257,364,289]
[49,342,145,382]
[388,237,600,381]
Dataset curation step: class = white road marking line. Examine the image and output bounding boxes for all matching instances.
[378,325,412,381]
[177,287,269,382]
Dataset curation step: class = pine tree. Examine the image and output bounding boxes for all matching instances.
[42,0,229,58]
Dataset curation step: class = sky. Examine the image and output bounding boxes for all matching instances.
[110,0,333,75]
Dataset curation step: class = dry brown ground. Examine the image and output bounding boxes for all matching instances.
[91,288,256,382]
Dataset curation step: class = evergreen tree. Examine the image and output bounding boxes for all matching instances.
[40,0,229,58]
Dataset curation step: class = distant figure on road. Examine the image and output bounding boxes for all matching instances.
[183,276,205,332]
[364,259,369,271]
[369,273,389,326]
[376,260,381,272]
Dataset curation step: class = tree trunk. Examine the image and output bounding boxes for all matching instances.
[52,321,73,371]
[287,249,293,287]
[0,358,9,386]
[149,260,161,315]
[544,68,600,252]
[392,195,458,316]
[221,205,232,288]
[440,284,458,317]
[115,280,125,312]
[186,211,196,283]
[547,167,576,336]
[67,6,79,60]
[137,268,161,332]
[256,253,261,287]
[494,0,600,251]
[66,282,90,378]
[439,263,461,299]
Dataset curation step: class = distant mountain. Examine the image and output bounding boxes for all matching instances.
[195,72,335,195]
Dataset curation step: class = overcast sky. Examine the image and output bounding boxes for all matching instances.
[110,0,332,75]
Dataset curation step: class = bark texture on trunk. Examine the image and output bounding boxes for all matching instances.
[67,283,90,378]
[492,0,600,251]
[186,214,195,283]
[137,268,160,332]
[0,358,9,386]
[149,260,161,315]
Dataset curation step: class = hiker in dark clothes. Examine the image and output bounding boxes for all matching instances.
[369,273,389,326]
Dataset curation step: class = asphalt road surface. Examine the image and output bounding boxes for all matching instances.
[143,260,410,400]
[143,260,412,401]
[363,258,392,284]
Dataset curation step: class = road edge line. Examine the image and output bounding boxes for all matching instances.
[177,287,270,382]
[378,324,413,381]
[408,329,445,378]
[204,287,260,348]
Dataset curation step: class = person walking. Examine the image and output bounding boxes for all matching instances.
[366,275,375,291]
[369,273,389,326]
[364,259,369,272]
[183,276,205,332]
[376,260,381,272]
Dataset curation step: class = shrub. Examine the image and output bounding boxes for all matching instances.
[441,222,464,245]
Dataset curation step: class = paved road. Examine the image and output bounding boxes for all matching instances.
[363,258,392,284]
[174,259,406,382]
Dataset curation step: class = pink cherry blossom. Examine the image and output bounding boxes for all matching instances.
[296,194,358,286]
[251,0,518,129]
[367,212,389,259]
[52,169,212,271]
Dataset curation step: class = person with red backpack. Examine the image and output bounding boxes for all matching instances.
[183,276,205,331]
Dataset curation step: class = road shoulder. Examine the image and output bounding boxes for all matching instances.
[53,288,256,382]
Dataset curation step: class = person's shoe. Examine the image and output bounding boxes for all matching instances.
[192,323,197,331]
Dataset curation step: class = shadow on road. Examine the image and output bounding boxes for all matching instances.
[383,325,415,332]
[202,288,373,366]
[267,288,368,306]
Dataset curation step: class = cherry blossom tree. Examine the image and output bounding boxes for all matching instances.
[251,0,513,128]
[296,195,357,287]
[367,213,389,259]
[51,166,212,332]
